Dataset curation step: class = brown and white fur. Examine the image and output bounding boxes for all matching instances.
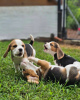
[20,57,80,85]
[3,35,36,73]
[44,41,78,67]
[25,57,80,85]
[20,59,39,84]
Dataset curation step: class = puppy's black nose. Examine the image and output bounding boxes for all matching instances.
[19,48,22,52]
[45,42,47,44]
[44,42,46,44]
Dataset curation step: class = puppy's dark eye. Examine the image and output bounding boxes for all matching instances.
[22,45,24,47]
[23,69,25,71]
[54,44,58,48]
[50,43,53,46]
[13,45,17,48]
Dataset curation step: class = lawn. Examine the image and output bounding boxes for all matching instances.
[0,40,80,100]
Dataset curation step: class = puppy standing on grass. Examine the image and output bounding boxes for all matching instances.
[44,41,78,67]
[3,35,36,73]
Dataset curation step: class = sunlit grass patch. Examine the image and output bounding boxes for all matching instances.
[0,40,80,100]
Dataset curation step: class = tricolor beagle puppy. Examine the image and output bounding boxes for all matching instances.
[44,41,77,67]
[3,35,36,73]
[20,59,39,84]
[25,57,80,85]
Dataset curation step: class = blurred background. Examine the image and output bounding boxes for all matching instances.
[0,0,80,41]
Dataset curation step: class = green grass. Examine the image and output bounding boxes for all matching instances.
[0,40,80,100]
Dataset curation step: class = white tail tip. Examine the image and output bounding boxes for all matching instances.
[30,34,34,41]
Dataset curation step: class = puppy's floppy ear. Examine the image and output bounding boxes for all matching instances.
[23,49,28,58]
[56,44,64,59]
[3,44,11,58]
[22,44,28,58]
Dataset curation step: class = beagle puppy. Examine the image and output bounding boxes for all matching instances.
[27,57,80,85]
[20,60,39,84]
[23,69,39,84]
[44,41,77,67]
[3,35,36,73]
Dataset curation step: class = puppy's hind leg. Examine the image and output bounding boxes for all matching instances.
[27,75,39,84]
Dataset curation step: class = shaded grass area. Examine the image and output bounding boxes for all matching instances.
[0,40,80,100]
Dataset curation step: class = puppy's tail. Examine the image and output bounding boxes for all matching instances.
[29,34,34,46]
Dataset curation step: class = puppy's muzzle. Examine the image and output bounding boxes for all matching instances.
[15,48,24,57]
[19,48,23,52]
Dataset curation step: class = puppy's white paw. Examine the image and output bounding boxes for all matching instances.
[28,57,35,61]
[15,70,17,73]
[20,62,27,69]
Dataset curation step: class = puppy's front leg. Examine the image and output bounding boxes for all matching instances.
[14,64,20,73]
[28,57,50,69]
[20,62,28,75]
[28,57,39,64]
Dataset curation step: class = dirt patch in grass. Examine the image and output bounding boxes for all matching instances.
[67,29,80,39]
[60,44,80,50]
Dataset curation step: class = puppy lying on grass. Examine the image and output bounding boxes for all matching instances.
[20,58,39,84]
[20,57,80,85]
